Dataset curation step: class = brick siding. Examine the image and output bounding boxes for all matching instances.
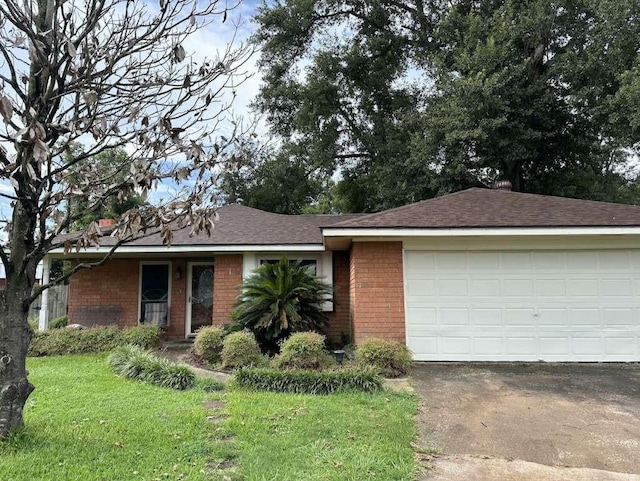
[324,250,351,346]
[68,259,139,328]
[349,242,406,344]
[212,254,243,325]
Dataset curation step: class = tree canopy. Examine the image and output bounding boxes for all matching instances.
[253,0,640,212]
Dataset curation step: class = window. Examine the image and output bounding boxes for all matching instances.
[139,263,170,326]
[259,258,318,275]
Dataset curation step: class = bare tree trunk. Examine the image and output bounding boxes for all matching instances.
[0,275,35,439]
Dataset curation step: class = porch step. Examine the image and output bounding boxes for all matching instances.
[163,339,194,351]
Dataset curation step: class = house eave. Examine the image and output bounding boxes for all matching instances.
[48,243,327,257]
[321,226,640,238]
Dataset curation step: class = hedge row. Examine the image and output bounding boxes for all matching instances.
[234,367,383,395]
[28,325,162,356]
[108,345,196,390]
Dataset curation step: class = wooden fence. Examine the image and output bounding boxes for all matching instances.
[28,284,69,322]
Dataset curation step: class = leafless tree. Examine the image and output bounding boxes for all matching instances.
[0,0,254,438]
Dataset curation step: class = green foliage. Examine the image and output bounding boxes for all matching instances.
[356,338,413,378]
[233,257,332,351]
[120,325,162,349]
[221,331,268,370]
[272,332,336,370]
[108,345,196,390]
[234,367,383,394]
[28,325,162,356]
[254,0,640,210]
[49,315,68,329]
[192,326,224,364]
[27,316,39,331]
[29,327,122,356]
[195,377,226,392]
[219,147,325,214]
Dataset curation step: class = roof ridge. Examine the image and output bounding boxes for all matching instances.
[488,188,640,208]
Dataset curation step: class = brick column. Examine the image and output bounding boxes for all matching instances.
[213,254,243,325]
[349,242,406,344]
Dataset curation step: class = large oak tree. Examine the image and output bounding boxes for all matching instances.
[0,0,252,438]
[253,0,640,212]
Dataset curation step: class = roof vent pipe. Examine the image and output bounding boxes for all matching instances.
[492,180,512,191]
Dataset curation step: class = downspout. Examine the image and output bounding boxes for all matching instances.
[38,255,51,331]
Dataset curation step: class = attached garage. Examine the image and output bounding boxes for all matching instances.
[323,187,640,362]
[404,247,640,362]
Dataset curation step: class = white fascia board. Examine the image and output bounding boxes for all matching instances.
[321,227,640,237]
[48,244,326,255]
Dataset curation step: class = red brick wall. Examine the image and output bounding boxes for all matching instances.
[213,254,243,325]
[349,242,406,344]
[325,250,351,346]
[166,259,187,338]
[68,259,139,328]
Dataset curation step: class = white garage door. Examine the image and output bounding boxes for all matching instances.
[404,250,640,361]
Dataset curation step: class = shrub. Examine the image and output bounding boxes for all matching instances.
[120,324,163,349]
[29,326,122,356]
[196,377,226,392]
[356,338,413,377]
[272,332,335,370]
[108,345,196,390]
[28,325,161,357]
[221,331,268,370]
[192,326,224,364]
[234,367,383,395]
[232,257,332,352]
[49,315,68,329]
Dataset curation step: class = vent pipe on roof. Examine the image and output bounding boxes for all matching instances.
[492,180,512,191]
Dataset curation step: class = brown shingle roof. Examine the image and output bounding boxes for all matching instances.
[95,204,360,247]
[325,188,640,229]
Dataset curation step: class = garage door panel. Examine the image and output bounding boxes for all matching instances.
[470,308,502,326]
[605,337,637,355]
[535,279,566,297]
[533,252,565,269]
[440,337,471,354]
[504,308,535,326]
[598,251,630,269]
[405,249,640,361]
[538,308,568,325]
[470,279,501,296]
[406,279,435,296]
[539,337,570,355]
[501,253,532,270]
[440,308,469,325]
[603,308,635,325]
[507,337,537,355]
[601,279,633,296]
[438,279,468,296]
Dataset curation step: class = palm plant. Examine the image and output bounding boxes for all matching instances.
[232,257,333,351]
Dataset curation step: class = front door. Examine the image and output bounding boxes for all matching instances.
[186,263,214,336]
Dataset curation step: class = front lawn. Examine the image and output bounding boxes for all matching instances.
[0,355,418,480]
[211,390,418,480]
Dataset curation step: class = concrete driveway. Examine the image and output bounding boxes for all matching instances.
[414,364,640,481]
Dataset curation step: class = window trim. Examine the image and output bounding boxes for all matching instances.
[138,261,172,326]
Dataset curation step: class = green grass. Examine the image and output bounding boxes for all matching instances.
[0,355,214,481]
[0,355,419,481]
[209,389,418,480]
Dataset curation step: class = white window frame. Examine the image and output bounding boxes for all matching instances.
[243,252,334,311]
[138,261,172,326]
